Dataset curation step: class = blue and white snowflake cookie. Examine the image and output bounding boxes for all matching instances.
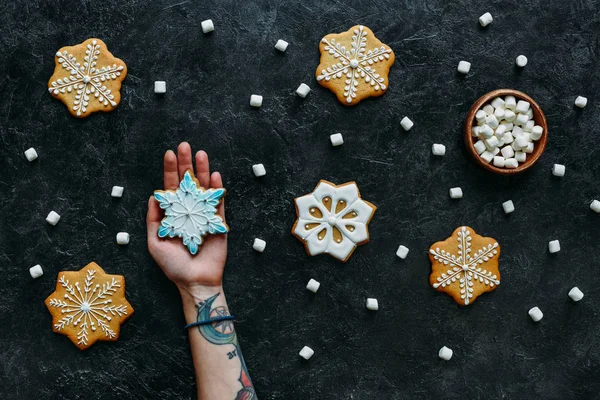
[154,170,229,255]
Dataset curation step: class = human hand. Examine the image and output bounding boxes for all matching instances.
[146,142,227,294]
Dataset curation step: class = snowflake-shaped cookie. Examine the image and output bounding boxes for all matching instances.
[154,170,229,255]
[48,38,127,118]
[316,25,395,105]
[429,226,501,306]
[45,262,133,350]
[292,180,377,262]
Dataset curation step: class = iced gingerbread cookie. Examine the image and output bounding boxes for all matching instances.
[154,170,229,255]
[429,226,500,306]
[316,25,395,106]
[48,38,127,118]
[292,180,376,262]
[45,262,134,350]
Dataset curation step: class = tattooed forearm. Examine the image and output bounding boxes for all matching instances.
[197,293,257,399]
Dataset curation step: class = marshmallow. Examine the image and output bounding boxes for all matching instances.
[306,278,320,293]
[274,39,289,52]
[24,148,38,162]
[201,19,214,33]
[530,125,543,141]
[590,200,600,213]
[116,232,130,245]
[502,132,514,145]
[485,114,499,129]
[504,158,518,168]
[296,83,311,98]
[500,122,514,131]
[111,186,124,198]
[504,96,517,110]
[552,164,565,177]
[514,137,528,150]
[575,96,587,108]
[504,110,516,122]
[515,55,528,67]
[396,245,409,259]
[524,120,535,132]
[449,187,463,199]
[515,100,530,114]
[501,146,514,159]
[492,147,500,156]
[515,152,526,163]
[250,94,263,108]
[526,108,533,119]
[515,113,529,126]
[480,151,494,163]
[479,12,493,27]
[299,346,314,360]
[474,140,486,155]
[253,238,266,252]
[549,240,561,253]
[485,136,499,150]
[491,97,505,109]
[252,163,266,177]
[330,133,344,147]
[528,307,543,322]
[366,298,379,311]
[523,142,534,154]
[495,125,507,136]
[479,124,494,139]
[475,110,486,124]
[502,200,515,214]
[471,126,481,137]
[457,60,471,74]
[400,116,414,131]
[493,156,505,168]
[568,287,584,302]
[30,264,43,279]
[154,81,166,94]
[494,108,505,120]
[482,104,494,115]
[438,346,453,361]
[432,144,446,156]
[46,211,61,226]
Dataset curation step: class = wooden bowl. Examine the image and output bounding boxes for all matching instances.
[465,89,548,175]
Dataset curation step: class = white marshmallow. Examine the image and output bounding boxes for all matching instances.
[116,232,130,245]
[24,148,38,162]
[495,125,507,136]
[475,110,486,124]
[524,142,534,154]
[252,163,266,177]
[30,264,43,279]
[472,126,481,137]
[438,346,453,361]
[501,145,514,159]
[504,96,517,110]
[502,132,514,145]
[274,39,289,52]
[479,12,493,27]
[502,200,515,214]
[400,116,414,131]
[330,133,344,147]
[521,132,532,142]
[524,120,535,132]
[250,94,263,108]
[480,151,494,163]
[552,164,565,177]
[111,186,124,198]
[306,278,320,293]
[46,211,61,225]
[514,137,529,150]
[515,113,529,126]
[504,110,516,122]
[474,140,486,155]
[528,306,543,322]
[515,55,528,67]
[201,19,214,33]
[500,122,514,131]
[493,156,505,167]
[549,240,561,253]
[575,96,587,108]
[449,187,463,199]
[432,144,446,156]
[492,147,500,156]
[494,108,505,120]
[485,114,499,129]
[253,238,266,252]
[483,104,494,115]
[515,151,526,162]
[396,245,409,259]
[485,136,499,150]
[366,298,379,311]
[526,108,533,119]
[491,97,505,109]
[531,125,543,140]
[154,81,166,94]
[568,287,584,302]
[504,158,518,168]
[457,61,471,74]
[512,126,524,137]
[299,346,314,360]
[479,124,494,139]
[296,83,311,98]
[516,100,530,114]
[590,200,600,213]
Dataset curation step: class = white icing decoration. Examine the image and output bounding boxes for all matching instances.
[48,39,125,116]
[293,181,375,261]
[429,227,500,305]
[317,25,393,104]
[47,268,129,346]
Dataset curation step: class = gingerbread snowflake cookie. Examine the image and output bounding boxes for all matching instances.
[45,262,134,350]
[316,25,395,106]
[48,38,127,118]
[429,226,500,306]
[292,180,376,262]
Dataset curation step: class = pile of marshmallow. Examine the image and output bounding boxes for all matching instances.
[471,95,544,169]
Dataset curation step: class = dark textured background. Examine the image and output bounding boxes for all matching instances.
[1,0,599,399]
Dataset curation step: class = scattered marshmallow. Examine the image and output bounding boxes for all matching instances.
[474,140,486,155]
[575,96,587,109]
[154,81,166,94]
[296,83,311,98]
[479,12,493,27]
[274,39,289,52]
[306,278,320,293]
[552,164,565,177]
[528,306,543,322]
[201,19,214,33]
[299,346,314,360]
[366,298,379,311]
[250,94,263,108]
[438,346,453,361]
[449,187,463,199]
[400,116,414,131]
[30,264,43,279]
[515,55,528,67]
[432,144,446,156]
[116,232,130,245]
[502,200,515,214]
[568,287,584,302]
[396,245,409,259]
[548,240,561,254]
[24,148,38,162]
[457,61,471,74]
[590,200,600,213]
[111,186,124,198]
[253,238,266,252]
[46,211,61,226]
[252,163,266,177]
[330,133,344,147]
